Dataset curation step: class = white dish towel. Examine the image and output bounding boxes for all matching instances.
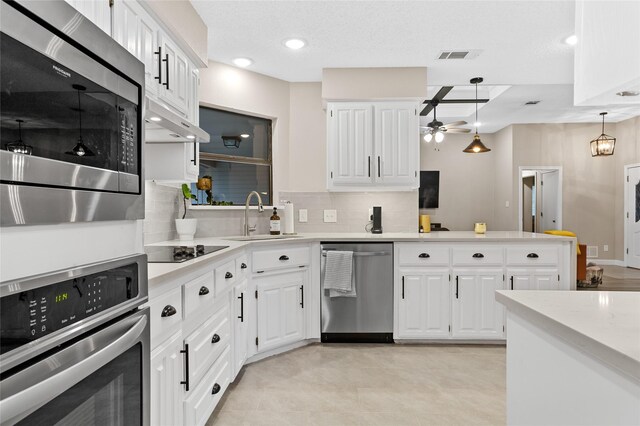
[323,251,356,298]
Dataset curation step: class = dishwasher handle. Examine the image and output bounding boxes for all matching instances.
[321,251,389,257]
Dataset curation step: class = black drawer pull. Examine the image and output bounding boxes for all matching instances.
[180,344,189,391]
[455,276,459,299]
[418,253,430,258]
[527,253,539,259]
[238,293,244,322]
[162,53,169,89]
[212,383,221,395]
[241,262,248,269]
[154,47,162,84]
[199,286,209,296]
[279,255,290,261]
[225,272,233,279]
[161,305,177,317]
[472,253,484,259]
[211,334,220,344]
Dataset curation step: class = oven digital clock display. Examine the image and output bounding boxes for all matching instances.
[55,293,69,303]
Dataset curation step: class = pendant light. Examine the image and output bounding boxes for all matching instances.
[463,77,491,154]
[590,112,616,156]
[66,84,95,157]
[6,119,33,155]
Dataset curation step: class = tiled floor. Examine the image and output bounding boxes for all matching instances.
[206,344,506,426]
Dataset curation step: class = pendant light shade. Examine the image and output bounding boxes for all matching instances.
[6,119,33,155]
[463,133,491,153]
[590,112,616,157]
[463,77,491,154]
[66,84,95,157]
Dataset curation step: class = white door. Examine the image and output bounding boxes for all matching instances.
[397,270,450,338]
[452,269,504,339]
[256,273,305,353]
[374,102,419,187]
[627,166,640,268]
[540,170,560,232]
[233,280,248,375]
[327,103,374,187]
[150,332,184,426]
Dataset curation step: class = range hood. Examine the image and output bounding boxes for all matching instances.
[144,98,210,143]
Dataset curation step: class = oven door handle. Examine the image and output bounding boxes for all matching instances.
[0,313,148,425]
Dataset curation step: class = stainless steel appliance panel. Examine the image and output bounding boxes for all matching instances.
[321,243,393,337]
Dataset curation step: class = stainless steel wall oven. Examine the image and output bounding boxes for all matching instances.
[0,254,149,426]
[0,0,145,226]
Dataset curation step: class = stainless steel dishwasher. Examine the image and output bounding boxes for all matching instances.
[321,242,393,343]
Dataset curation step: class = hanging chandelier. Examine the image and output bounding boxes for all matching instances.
[5,119,33,155]
[590,112,616,157]
[463,77,491,154]
[66,84,95,157]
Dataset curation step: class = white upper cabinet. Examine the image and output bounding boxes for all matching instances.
[327,101,419,191]
[65,0,111,36]
[158,33,190,117]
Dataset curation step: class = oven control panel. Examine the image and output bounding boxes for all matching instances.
[0,263,139,355]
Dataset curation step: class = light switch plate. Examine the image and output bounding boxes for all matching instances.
[604,245,609,252]
[298,209,308,223]
[505,201,510,208]
[323,209,337,223]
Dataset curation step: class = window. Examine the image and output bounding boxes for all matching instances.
[196,107,272,205]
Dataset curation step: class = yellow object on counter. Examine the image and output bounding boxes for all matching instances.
[544,230,581,255]
[419,215,431,233]
[474,222,487,234]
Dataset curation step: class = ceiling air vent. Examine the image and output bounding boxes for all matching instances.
[525,100,541,105]
[437,50,481,60]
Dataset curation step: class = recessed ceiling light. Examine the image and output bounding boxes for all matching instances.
[232,57,253,68]
[616,90,640,97]
[564,35,578,46]
[474,121,482,127]
[284,38,306,50]
[240,134,250,138]
[186,135,195,140]
[149,116,162,122]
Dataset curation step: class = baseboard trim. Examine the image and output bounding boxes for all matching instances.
[588,259,624,266]
[246,339,317,365]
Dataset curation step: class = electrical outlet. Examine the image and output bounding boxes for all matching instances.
[298,209,308,223]
[505,201,510,208]
[604,245,609,252]
[323,209,337,223]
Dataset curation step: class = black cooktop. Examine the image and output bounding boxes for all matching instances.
[145,245,229,263]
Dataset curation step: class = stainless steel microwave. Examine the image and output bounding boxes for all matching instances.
[0,0,145,226]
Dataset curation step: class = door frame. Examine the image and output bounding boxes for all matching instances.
[518,166,563,232]
[624,163,640,267]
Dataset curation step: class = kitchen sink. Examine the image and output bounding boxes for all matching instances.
[224,235,304,241]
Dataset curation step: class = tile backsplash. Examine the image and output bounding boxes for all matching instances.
[144,183,419,244]
[279,191,418,233]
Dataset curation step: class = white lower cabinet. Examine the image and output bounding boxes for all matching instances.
[397,269,450,338]
[150,331,185,426]
[507,268,560,290]
[233,279,248,377]
[451,269,505,339]
[255,271,306,353]
[184,347,231,426]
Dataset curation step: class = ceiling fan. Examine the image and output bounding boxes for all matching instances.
[420,85,490,143]
[420,100,470,143]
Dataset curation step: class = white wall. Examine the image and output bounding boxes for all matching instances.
[322,67,428,101]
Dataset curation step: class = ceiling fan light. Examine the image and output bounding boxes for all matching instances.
[463,133,491,154]
[434,131,444,143]
[424,133,433,143]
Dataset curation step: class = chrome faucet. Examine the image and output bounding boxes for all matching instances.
[244,191,264,236]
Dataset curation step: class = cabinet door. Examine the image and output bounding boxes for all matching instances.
[507,269,533,290]
[327,103,374,187]
[374,102,419,187]
[256,272,305,353]
[397,270,450,338]
[233,280,248,377]
[452,269,504,339]
[188,67,200,124]
[184,141,199,181]
[150,332,184,426]
[532,269,560,290]
[158,33,189,116]
[65,0,111,36]
[112,0,138,56]
[138,9,161,97]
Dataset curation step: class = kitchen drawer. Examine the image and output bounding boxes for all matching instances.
[236,254,249,279]
[452,246,504,266]
[397,243,450,266]
[506,246,559,266]
[183,271,215,320]
[184,346,231,426]
[184,303,230,389]
[214,260,236,296]
[252,246,310,273]
[150,286,183,347]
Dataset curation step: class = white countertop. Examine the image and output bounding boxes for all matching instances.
[496,290,640,382]
[146,231,574,286]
